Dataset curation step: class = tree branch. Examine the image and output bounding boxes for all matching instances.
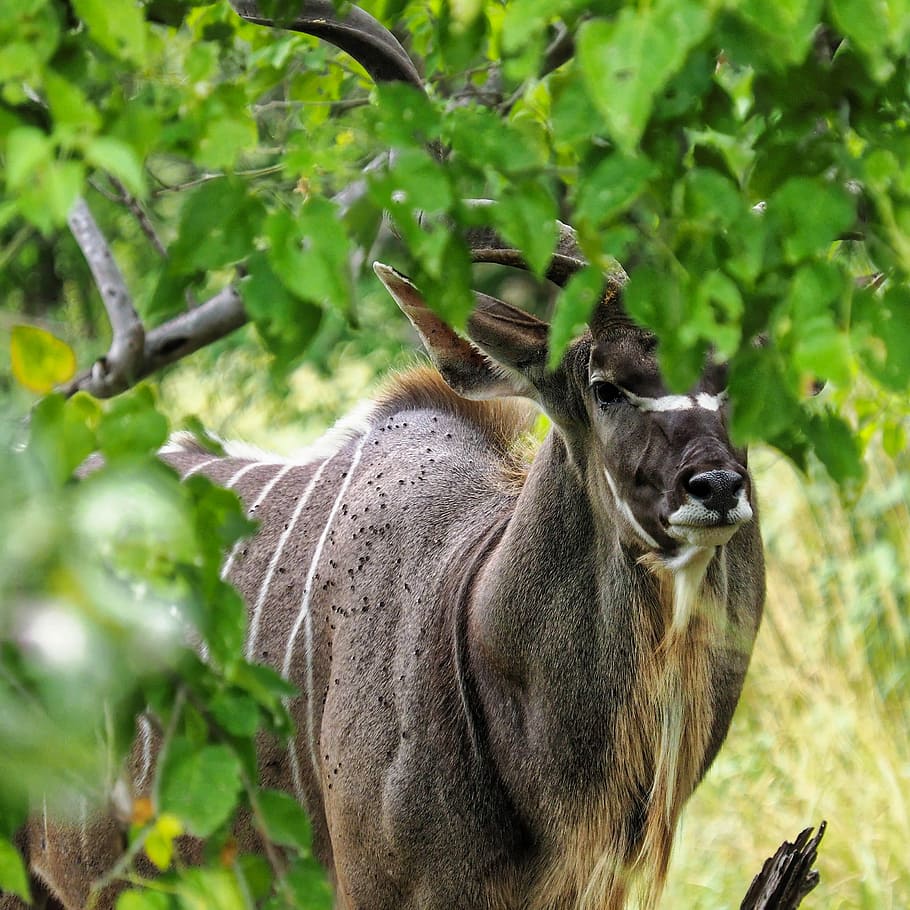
[67,197,146,396]
[64,284,247,398]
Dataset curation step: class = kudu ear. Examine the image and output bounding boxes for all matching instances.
[374,263,542,400]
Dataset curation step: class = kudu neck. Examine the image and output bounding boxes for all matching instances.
[470,428,642,686]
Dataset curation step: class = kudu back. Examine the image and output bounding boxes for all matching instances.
[10,263,764,910]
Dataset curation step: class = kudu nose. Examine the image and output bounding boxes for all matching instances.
[685,470,744,515]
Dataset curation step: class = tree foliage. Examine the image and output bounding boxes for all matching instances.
[1,0,908,907]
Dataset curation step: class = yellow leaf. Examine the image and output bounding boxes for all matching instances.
[144,813,183,870]
[10,325,77,394]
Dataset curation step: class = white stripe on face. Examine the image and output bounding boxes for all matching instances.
[621,389,727,413]
[603,466,660,549]
[283,433,369,797]
[245,456,336,660]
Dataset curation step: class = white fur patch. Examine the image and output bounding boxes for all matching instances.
[667,490,753,548]
[622,389,727,413]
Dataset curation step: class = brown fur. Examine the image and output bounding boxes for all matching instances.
[374,366,537,455]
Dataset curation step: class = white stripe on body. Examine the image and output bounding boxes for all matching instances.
[182,456,219,478]
[245,455,338,660]
[137,714,153,790]
[283,433,369,799]
[220,463,296,582]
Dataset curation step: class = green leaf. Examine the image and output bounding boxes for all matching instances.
[265,200,351,312]
[209,691,260,738]
[175,867,246,910]
[574,154,655,229]
[729,347,801,443]
[5,127,51,190]
[170,178,265,275]
[143,814,183,871]
[734,0,823,65]
[72,0,147,64]
[829,0,907,78]
[769,178,855,263]
[372,84,441,148]
[97,386,168,461]
[116,890,172,910]
[0,836,30,903]
[577,1,713,151]
[853,285,910,391]
[159,742,243,838]
[27,392,100,485]
[10,324,76,393]
[785,262,851,385]
[681,168,745,226]
[805,412,865,486]
[255,789,312,849]
[492,179,557,276]
[548,266,604,368]
[85,137,146,197]
[44,70,101,134]
[241,252,323,367]
[283,855,333,907]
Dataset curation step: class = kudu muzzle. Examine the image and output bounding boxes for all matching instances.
[665,436,752,548]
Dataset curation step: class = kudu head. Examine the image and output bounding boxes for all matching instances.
[375,230,753,562]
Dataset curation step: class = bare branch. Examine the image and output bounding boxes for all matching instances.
[109,177,168,258]
[67,197,146,396]
[65,284,246,398]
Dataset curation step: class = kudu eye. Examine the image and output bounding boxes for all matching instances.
[592,381,626,408]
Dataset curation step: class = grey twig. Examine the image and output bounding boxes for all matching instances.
[64,284,246,398]
[67,197,146,396]
[109,177,168,258]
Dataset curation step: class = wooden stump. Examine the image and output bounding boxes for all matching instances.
[740,822,827,910]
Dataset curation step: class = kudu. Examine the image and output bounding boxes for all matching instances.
[5,5,764,910]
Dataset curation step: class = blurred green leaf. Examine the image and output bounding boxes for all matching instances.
[734,0,823,65]
[85,137,146,197]
[159,741,243,838]
[242,251,323,367]
[266,200,352,313]
[97,386,169,461]
[170,179,266,275]
[72,0,147,64]
[769,178,856,263]
[0,836,31,903]
[492,179,557,276]
[806,411,866,486]
[28,392,99,485]
[574,154,655,229]
[116,889,173,910]
[255,789,312,850]
[548,266,604,368]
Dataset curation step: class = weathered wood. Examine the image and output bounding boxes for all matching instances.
[740,822,826,910]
